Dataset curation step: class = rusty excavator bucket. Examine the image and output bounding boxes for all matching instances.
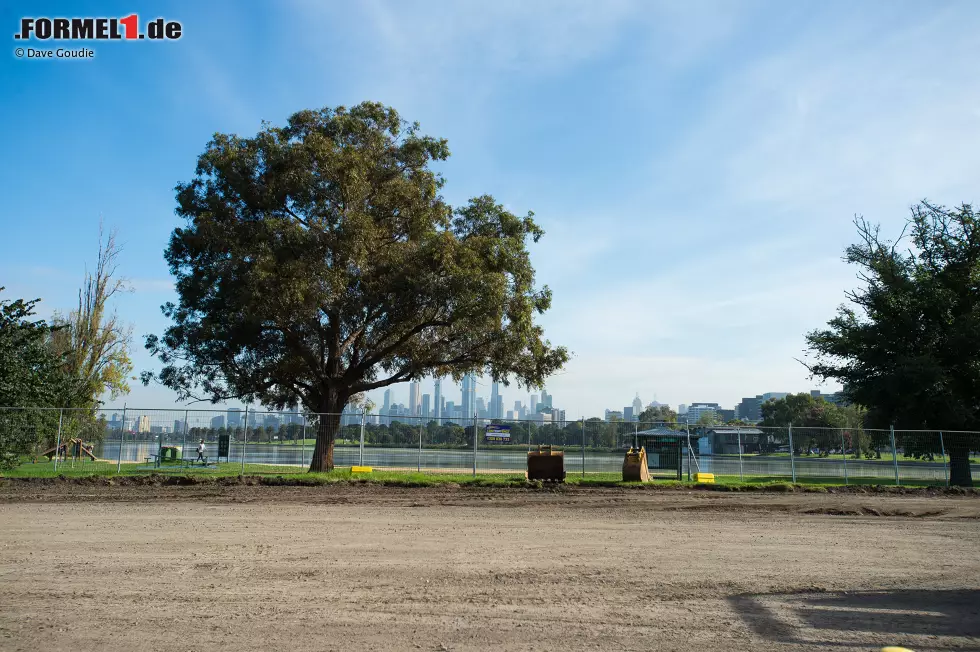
[622,446,651,482]
[526,445,566,482]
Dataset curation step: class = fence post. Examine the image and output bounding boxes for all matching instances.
[890,425,899,486]
[939,431,948,487]
[181,409,189,464]
[417,416,422,473]
[685,421,692,481]
[53,408,64,472]
[116,403,127,473]
[581,417,586,477]
[788,424,796,483]
[737,427,744,482]
[241,406,249,477]
[841,429,848,486]
[301,413,307,468]
[472,413,478,477]
[359,411,365,467]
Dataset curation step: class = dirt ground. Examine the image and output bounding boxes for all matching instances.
[0,484,978,652]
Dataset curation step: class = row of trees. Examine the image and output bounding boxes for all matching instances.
[0,228,132,468]
[759,393,870,456]
[173,418,660,450]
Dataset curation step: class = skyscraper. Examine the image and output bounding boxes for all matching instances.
[409,381,421,416]
[632,394,643,419]
[737,396,763,423]
[686,402,721,423]
[530,394,538,414]
[490,381,500,419]
[227,408,242,427]
[433,378,442,424]
[540,389,552,410]
[461,373,476,420]
[421,394,431,420]
[381,389,393,425]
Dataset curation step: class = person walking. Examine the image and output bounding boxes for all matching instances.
[196,439,207,463]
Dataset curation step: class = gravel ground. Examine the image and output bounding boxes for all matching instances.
[0,484,978,651]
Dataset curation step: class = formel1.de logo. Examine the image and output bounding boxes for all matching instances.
[15,15,183,41]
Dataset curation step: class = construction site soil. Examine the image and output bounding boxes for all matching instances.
[1,481,978,651]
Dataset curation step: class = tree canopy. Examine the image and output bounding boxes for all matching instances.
[759,392,868,457]
[805,201,980,485]
[0,289,64,468]
[145,102,569,471]
[50,226,133,410]
[637,405,677,423]
[759,393,851,429]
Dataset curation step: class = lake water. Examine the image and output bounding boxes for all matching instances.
[89,441,965,482]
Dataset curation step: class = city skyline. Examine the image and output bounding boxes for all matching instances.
[99,382,837,429]
[92,374,838,422]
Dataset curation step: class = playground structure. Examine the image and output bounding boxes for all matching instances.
[40,438,97,462]
[526,445,566,482]
[622,446,651,482]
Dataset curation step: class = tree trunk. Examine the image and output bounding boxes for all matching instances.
[309,394,345,473]
[947,433,974,488]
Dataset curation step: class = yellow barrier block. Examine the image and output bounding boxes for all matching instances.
[351,466,373,474]
[694,472,715,484]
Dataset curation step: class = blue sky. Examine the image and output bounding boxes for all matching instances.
[2,1,979,417]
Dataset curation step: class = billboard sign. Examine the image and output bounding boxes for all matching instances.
[485,424,511,443]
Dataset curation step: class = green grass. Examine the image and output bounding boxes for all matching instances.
[0,459,307,478]
[1,458,958,490]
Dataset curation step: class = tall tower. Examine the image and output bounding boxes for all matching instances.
[433,378,442,424]
[530,394,538,414]
[632,393,643,420]
[541,389,552,409]
[461,373,476,421]
[490,381,500,419]
[382,389,392,425]
[409,381,421,417]
[421,394,431,420]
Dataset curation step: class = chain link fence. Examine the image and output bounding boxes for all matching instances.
[2,406,978,485]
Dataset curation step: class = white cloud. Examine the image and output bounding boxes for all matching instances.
[646,4,980,230]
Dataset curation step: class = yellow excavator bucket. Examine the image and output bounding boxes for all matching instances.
[527,445,566,482]
[622,447,651,482]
